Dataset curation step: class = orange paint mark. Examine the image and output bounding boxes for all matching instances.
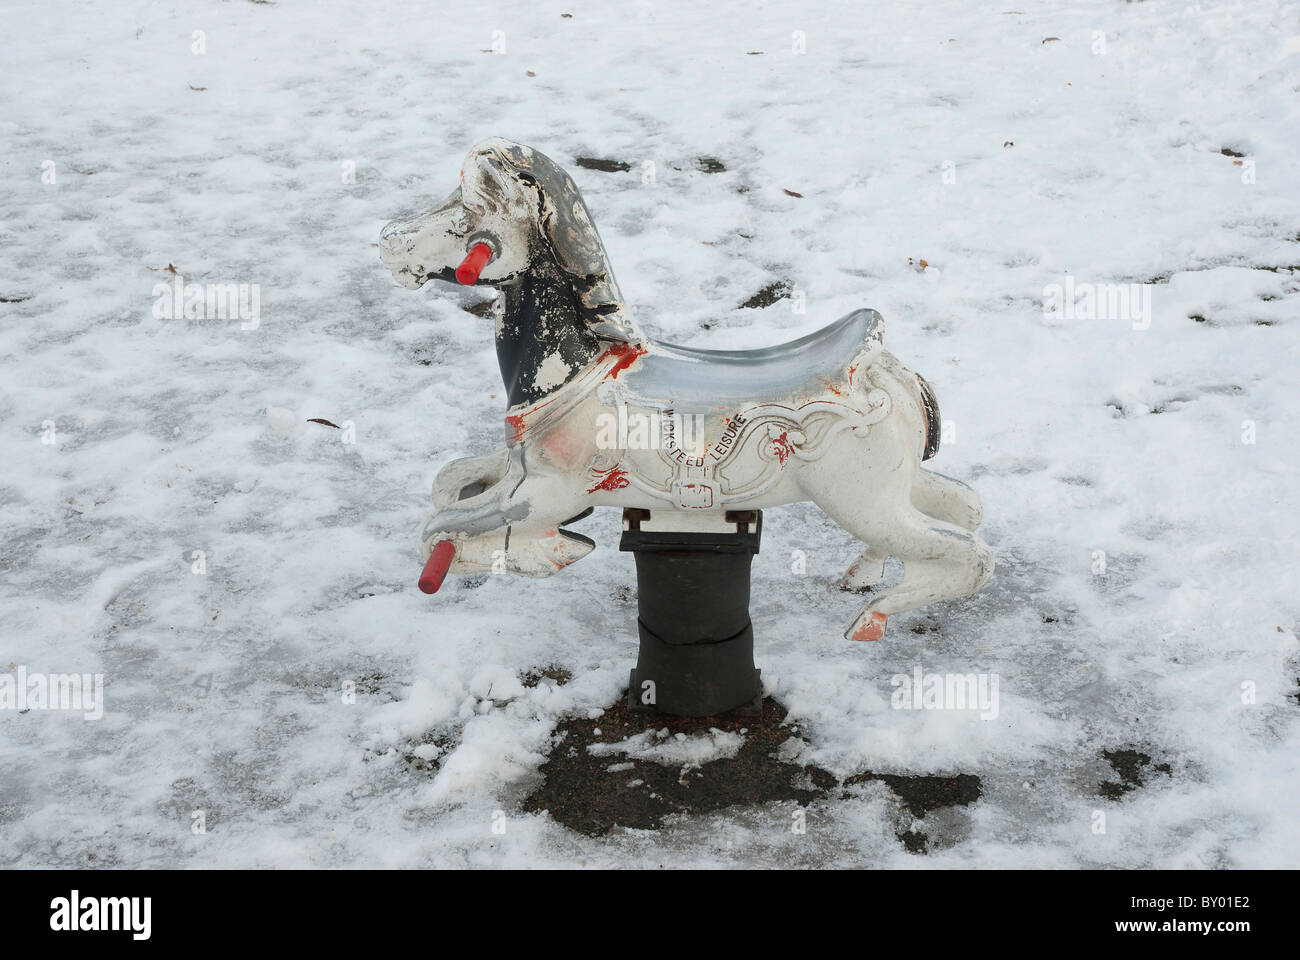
[599,342,648,379]
[850,611,888,642]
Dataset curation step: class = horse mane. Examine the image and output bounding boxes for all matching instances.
[469,139,645,345]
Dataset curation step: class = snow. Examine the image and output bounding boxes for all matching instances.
[1,0,1298,867]
[588,728,747,766]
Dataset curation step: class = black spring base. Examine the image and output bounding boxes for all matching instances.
[620,509,763,717]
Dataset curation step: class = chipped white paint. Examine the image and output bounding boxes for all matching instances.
[533,351,572,391]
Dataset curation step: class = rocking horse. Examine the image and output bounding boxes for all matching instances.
[379,139,992,660]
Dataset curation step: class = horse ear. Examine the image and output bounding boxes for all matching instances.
[461,149,518,214]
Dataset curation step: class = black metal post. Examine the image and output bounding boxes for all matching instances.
[621,509,763,717]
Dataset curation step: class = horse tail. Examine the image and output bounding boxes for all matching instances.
[915,372,942,461]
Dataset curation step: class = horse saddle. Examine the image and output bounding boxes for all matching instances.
[618,308,883,411]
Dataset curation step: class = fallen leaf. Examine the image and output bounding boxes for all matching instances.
[783,188,803,198]
[307,418,341,429]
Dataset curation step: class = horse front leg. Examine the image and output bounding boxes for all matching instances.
[430,449,512,513]
[419,447,595,581]
[428,521,595,579]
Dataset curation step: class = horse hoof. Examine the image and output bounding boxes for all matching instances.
[540,528,595,571]
[845,610,888,642]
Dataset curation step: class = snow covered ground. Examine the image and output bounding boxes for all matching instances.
[2,0,1298,868]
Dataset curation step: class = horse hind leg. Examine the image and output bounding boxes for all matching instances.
[911,468,983,531]
[841,547,887,592]
[844,510,993,641]
[814,489,993,641]
[841,471,983,593]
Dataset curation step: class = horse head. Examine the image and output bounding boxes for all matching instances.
[380,139,643,353]
[380,141,534,291]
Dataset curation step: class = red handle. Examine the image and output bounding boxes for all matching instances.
[455,243,493,285]
[418,540,457,594]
